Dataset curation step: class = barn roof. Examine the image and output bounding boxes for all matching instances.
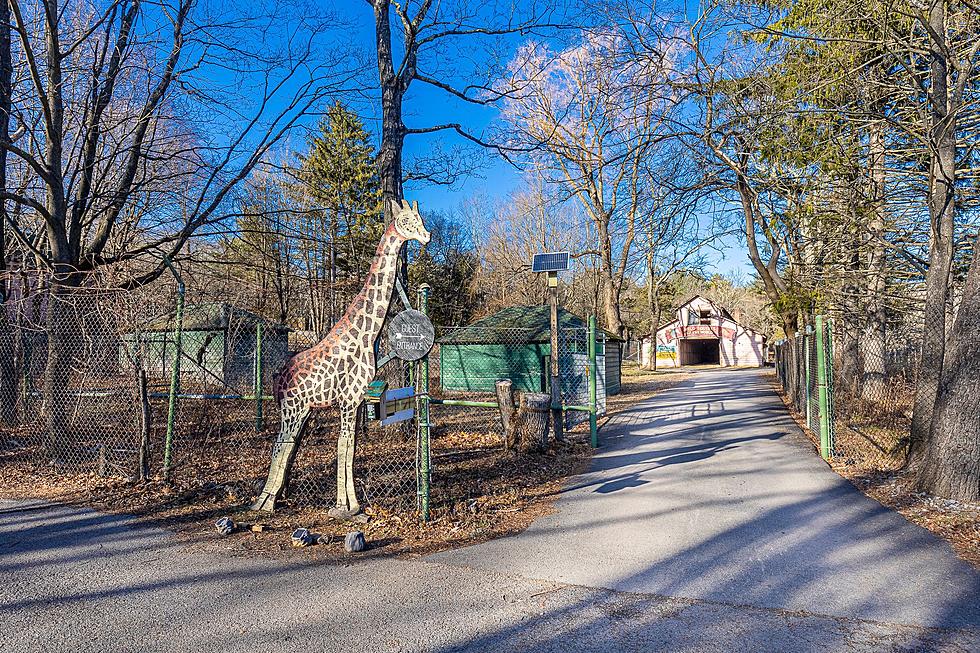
[674,294,735,320]
[140,302,290,332]
[437,305,623,345]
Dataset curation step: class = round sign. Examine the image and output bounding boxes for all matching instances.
[387,309,434,361]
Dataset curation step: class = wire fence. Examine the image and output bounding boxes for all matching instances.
[774,314,918,471]
[427,325,603,439]
[0,274,422,512]
[1,273,604,518]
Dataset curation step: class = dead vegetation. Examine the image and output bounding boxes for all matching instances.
[0,371,682,559]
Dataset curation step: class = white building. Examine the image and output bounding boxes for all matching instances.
[641,295,766,368]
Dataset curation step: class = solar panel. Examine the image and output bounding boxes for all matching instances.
[532,251,570,273]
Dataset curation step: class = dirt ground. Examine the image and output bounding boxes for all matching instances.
[767,372,980,569]
[0,368,686,561]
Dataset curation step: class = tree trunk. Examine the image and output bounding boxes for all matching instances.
[860,116,888,400]
[373,0,404,216]
[735,175,796,338]
[599,270,624,337]
[647,291,661,371]
[915,243,980,501]
[44,273,79,461]
[515,392,550,453]
[910,0,956,465]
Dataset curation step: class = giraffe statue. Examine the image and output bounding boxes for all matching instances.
[251,199,430,514]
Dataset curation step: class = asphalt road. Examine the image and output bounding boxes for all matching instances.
[2,368,978,652]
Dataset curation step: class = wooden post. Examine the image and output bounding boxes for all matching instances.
[549,271,564,442]
[137,368,151,481]
[495,380,517,450]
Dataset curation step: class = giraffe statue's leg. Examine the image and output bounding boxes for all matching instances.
[251,406,310,512]
[329,402,361,518]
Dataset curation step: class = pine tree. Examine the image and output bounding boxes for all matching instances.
[296,102,383,334]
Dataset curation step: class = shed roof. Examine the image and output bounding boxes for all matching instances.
[437,305,623,345]
[140,302,290,332]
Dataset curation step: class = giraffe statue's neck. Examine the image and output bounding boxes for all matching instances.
[332,223,405,344]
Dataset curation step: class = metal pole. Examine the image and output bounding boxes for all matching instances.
[803,328,812,430]
[815,314,831,460]
[254,322,264,432]
[549,271,563,442]
[418,283,431,522]
[588,315,598,448]
[162,278,184,479]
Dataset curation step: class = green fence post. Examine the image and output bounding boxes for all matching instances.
[825,318,836,456]
[418,284,432,522]
[803,329,811,429]
[588,315,598,448]
[254,322,264,432]
[815,314,831,460]
[162,279,184,479]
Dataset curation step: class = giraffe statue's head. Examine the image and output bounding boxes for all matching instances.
[391,199,431,245]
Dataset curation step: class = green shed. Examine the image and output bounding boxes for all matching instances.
[436,305,623,397]
[121,303,290,391]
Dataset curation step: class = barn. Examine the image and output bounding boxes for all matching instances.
[643,295,766,368]
[122,303,290,390]
[436,305,623,396]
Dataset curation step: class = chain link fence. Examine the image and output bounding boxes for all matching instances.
[774,314,919,471]
[1,272,603,518]
[0,273,421,512]
[0,279,180,479]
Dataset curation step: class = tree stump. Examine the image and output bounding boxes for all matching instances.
[495,380,518,450]
[496,380,550,453]
[516,393,551,453]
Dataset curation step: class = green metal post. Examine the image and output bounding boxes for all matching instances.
[254,322,264,432]
[162,279,184,479]
[815,315,831,460]
[803,328,812,430]
[418,284,431,522]
[588,315,598,448]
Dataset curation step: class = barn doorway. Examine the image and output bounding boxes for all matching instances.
[679,338,720,366]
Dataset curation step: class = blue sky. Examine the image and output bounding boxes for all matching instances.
[318,1,754,280]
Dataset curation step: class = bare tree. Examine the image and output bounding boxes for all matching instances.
[470,179,582,313]
[0,0,358,448]
[498,25,680,335]
[366,0,568,216]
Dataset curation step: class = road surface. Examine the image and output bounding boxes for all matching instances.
[2,368,977,652]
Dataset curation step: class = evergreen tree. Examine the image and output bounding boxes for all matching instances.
[296,102,384,334]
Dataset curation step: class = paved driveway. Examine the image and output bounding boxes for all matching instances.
[433,368,980,630]
[2,368,978,652]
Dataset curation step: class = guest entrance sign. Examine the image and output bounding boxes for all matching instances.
[387,309,434,361]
